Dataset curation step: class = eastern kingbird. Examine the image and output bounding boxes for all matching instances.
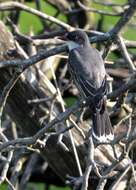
[66,30,114,142]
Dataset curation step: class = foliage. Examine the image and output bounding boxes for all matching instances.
[0,0,136,190]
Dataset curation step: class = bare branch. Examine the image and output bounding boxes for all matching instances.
[0,1,74,31]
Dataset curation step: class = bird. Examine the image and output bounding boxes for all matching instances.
[66,30,114,142]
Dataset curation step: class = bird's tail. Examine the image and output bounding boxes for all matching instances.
[92,109,114,143]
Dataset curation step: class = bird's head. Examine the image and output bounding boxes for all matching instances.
[58,30,90,51]
[66,30,90,50]
[66,30,88,44]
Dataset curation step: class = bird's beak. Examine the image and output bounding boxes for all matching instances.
[58,33,68,41]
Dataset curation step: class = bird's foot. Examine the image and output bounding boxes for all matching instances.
[66,175,83,190]
[57,134,69,152]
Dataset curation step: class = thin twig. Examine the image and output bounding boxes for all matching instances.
[75,0,123,16]
[93,0,126,7]
[81,136,94,190]
[0,70,22,184]
[0,1,74,31]
[49,60,83,176]
[108,0,136,37]
[116,36,136,72]
[20,153,38,190]
[7,156,26,190]
[6,177,16,190]
[0,71,21,141]
[110,165,131,190]
[0,150,14,184]
[96,179,107,190]
[1,0,136,70]
[1,0,136,69]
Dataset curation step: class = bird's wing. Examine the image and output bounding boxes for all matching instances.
[77,74,107,98]
[69,48,107,98]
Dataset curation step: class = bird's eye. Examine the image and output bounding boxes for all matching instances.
[75,35,78,40]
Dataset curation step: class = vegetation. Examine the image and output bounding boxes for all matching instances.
[0,0,136,190]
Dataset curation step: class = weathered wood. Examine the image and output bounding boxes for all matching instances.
[0,20,130,190]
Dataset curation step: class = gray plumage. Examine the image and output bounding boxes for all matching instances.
[67,30,114,142]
